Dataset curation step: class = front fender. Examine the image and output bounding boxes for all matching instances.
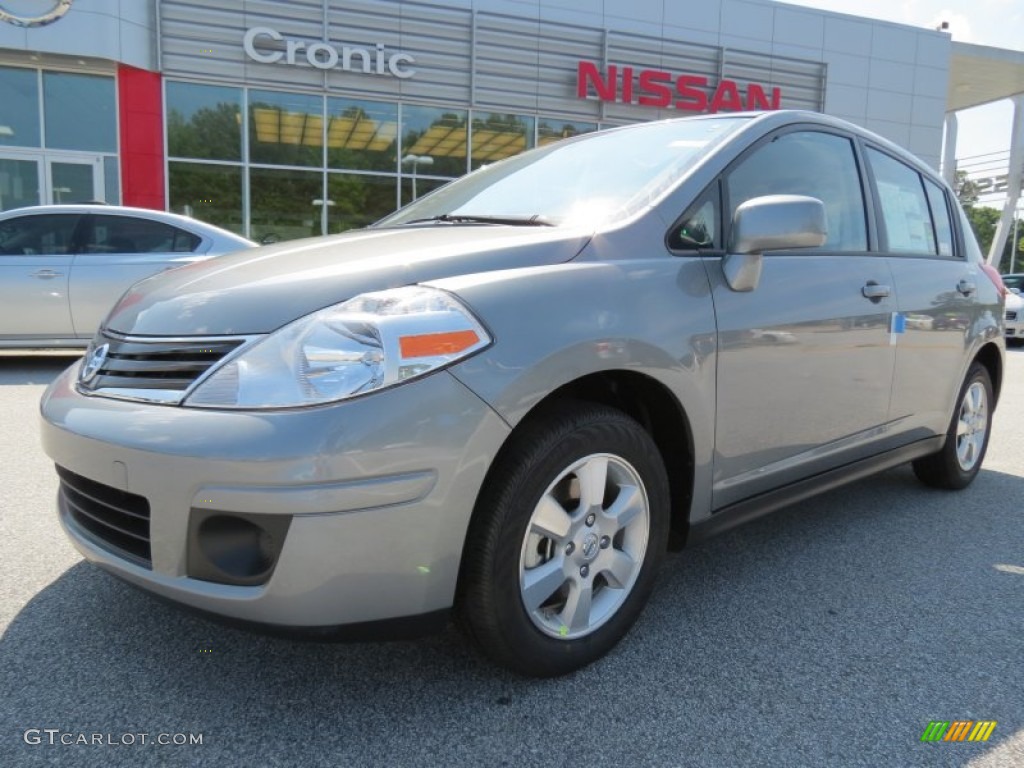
[430,257,718,520]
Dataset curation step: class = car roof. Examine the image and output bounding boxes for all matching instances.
[599,110,946,185]
[0,204,254,244]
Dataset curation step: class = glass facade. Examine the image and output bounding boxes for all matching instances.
[167,162,243,235]
[0,67,40,148]
[43,72,117,153]
[0,65,118,211]
[166,81,242,161]
[165,80,603,242]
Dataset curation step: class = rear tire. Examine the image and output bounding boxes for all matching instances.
[457,402,670,677]
[912,362,993,490]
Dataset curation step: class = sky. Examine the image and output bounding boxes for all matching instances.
[778,0,1022,207]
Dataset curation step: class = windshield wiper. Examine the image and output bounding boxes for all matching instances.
[401,214,555,227]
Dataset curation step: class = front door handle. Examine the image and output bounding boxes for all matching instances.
[957,279,977,296]
[862,281,891,301]
[31,269,63,280]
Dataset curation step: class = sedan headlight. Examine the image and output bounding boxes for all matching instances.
[185,286,491,408]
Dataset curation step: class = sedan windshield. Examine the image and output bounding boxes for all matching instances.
[377,116,748,227]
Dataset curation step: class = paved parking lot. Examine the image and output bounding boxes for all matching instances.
[2,350,1023,767]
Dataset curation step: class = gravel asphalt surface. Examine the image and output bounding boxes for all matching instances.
[1,350,1022,768]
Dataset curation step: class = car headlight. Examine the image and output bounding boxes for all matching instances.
[185,286,491,409]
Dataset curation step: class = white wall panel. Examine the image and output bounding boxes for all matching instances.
[773,8,823,49]
[867,89,913,124]
[823,17,873,57]
[868,58,915,94]
[870,24,919,65]
[824,83,868,119]
[604,0,663,26]
[720,0,773,41]
[913,65,949,100]
[663,0,721,34]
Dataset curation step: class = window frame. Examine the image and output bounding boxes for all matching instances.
[722,126,874,256]
[665,180,724,255]
[861,143,964,261]
[921,175,957,259]
[664,124,877,258]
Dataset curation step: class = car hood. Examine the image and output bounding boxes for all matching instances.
[104,225,591,336]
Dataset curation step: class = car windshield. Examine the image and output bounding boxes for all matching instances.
[1002,275,1023,293]
[377,116,748,228]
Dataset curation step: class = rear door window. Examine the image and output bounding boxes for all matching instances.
[81,215,201,254]
[866,148,944,256]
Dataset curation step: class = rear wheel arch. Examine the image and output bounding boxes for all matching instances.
[973,342,1003,407]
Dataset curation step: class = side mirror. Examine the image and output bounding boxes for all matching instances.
[722,195,828,292]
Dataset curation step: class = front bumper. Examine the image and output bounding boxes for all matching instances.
[40,362,510,631]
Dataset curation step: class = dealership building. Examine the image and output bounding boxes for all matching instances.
[0,0,1022,254]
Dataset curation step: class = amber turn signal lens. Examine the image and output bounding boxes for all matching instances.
[399,330,480,359]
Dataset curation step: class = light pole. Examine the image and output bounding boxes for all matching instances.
[1012,201,1021,273]
[312,198,335,236]
[402,154,434,201]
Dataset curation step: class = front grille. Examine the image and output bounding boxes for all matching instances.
[78,332,248,404]
[1007,310,1018,322]
[58,466,152,567]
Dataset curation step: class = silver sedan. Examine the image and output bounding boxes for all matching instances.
[0,205,254,348]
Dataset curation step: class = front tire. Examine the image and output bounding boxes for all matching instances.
[457,402,670,677]
[912,362,993,490]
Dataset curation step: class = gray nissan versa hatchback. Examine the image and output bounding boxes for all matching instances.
[40,111,1005,677]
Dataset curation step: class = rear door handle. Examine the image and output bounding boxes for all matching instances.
[31,269,63,280]
[957,279,977,296]
[861,281,891,301]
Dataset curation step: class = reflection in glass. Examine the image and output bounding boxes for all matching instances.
[401,106,468,177]
[866,148,934,254]
[383,118,747,226]
[250,167,323,242]
[43,72,116,152]
[50,162,94,204]
[0,159,40,211]
[168,162,244,235]
[327,174,397,233]
[0,66,40,148]
[249,90,324,167]
[538,119,597,147]
[167,81,242,161]
[470,113,535,171]
[728,132,867,252]
[326,98,398,172]
[103,156,120,205]
[401,177,451,206]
